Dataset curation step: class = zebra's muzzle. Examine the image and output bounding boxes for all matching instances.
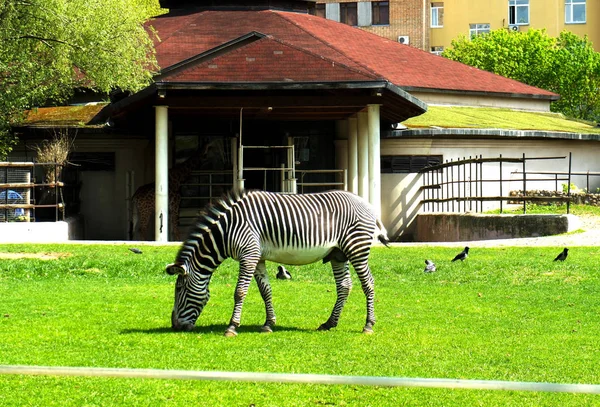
[171,310,195,332]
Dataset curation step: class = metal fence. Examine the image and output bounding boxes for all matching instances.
[0,162,66,222]
[418,153,576,214]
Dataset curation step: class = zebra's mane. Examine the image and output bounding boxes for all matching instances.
[192,188,250,233]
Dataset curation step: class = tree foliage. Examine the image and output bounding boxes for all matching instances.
[443,28,600,121]
[0,0,161,159]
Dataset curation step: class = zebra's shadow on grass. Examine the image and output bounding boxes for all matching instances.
[121,324,311,335]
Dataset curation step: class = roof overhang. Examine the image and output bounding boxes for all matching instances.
[401,86,560,102]
[98,80,427,125]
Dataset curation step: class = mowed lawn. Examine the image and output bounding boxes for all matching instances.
[1,243,600,406]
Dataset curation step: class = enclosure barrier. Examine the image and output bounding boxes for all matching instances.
[419,153,572,214]
[296,169,347,193]
[1,365,600,394]
[0,162,66,222]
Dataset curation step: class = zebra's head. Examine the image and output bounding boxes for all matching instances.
[166,261,213,332]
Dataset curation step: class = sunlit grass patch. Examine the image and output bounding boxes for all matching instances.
[1,244,600,406]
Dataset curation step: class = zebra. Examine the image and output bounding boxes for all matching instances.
[166,189,389,337]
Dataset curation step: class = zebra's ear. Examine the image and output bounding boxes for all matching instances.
[166,263,188,276]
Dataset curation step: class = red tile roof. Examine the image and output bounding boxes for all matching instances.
[166,36,378,82]
[149,9,557,98]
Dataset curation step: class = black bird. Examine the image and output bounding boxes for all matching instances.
[129,247,143,254]
[424,259,436,273]
[554,248,569,261]
[276,265,292,280]
[451,246,469,262]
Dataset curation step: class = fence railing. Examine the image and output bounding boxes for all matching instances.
[0,162,66,222]
[296,169,347,194]
[418,153,576,214]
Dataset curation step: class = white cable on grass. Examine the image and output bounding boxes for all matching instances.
[1,365,600,394]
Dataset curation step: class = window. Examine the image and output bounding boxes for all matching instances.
[431,2,444,28]
[469,23,490,38]
[431,46,444,56]
[509,0,529,25]
[565,0,586,23]
[381,155,443,174]
[314,4,326,18]
[372,2,389,25]
[340,2,358,26]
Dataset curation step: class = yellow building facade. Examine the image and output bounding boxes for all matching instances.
[430,0,599,53]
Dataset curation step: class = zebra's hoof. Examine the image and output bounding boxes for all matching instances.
[260,325,273,334]
[317,324,331,331]
[224,328,238,337]
[362,327,374,335]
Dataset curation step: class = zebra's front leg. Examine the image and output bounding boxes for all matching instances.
[225,258,258,337]
[318,259,352,331]
[254,261,276,333]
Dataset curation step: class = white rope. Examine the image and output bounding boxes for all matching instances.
[1,365,599,394]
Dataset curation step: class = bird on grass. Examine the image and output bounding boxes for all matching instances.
[129,248,143,254]
[276,265,292,280]
[554,248,569,261]
[451,246,469,262]
[424,260,436,273]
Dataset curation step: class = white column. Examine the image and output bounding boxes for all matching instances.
[347,117,358,194]
[368,104,381,216]
[287,136,297,194]
[155,105,169,242]
[357,111,369,202]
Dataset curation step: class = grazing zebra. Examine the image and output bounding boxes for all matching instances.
[166,189,389,336]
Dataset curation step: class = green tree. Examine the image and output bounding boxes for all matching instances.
[443,28,600,121]
[0,0,161,159]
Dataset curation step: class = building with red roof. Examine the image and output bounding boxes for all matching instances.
[10,0,600,242]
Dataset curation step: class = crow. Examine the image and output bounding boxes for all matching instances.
[451,246,469,262]
[129,247,143,254]
[554,248,569,261]
[276,265,292,280]
[424,259,436,273]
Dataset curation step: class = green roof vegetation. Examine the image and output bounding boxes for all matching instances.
[23,104,107,127]
[402,106,600,134]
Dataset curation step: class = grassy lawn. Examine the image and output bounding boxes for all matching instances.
[1,243,600,406]
[487,202,600,217]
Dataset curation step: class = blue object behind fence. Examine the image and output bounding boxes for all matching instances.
[0,190,25,216]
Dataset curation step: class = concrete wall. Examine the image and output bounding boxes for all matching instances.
[74,138,149,240]
[0,218,83,243]
[410,92,551,112]
[380,136,600,240]
[415,213,581,242]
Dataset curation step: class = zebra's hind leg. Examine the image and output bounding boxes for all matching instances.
[349,254,376,334]
[254,261,276,333]
[318,259,352,331]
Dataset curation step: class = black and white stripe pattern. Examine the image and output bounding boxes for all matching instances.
[167,189,389,336]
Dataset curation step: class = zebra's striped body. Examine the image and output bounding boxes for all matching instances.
[166,189,389,336]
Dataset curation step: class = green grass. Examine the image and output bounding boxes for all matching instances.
[1,244,600,406]
[403,106,600,134]
[486,202,600,217]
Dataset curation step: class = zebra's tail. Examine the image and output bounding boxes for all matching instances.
[376,218,390,247]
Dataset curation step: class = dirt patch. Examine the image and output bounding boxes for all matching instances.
[0,252,71,260]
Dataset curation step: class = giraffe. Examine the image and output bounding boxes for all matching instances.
[131,141,213,241]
